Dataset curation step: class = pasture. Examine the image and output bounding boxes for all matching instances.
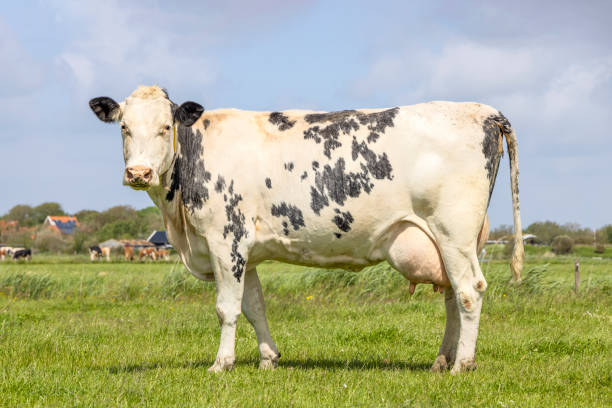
[0,256,610,407]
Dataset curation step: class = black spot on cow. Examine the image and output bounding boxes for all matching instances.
[308,140,393,215]
[166,125,212,209]
[334,233,342,239]
[269,112,296,131]
[265,177,272,189]
[203,119,211,130]
[357,108,399,144]
[482,113,510,201]
[310,186,329,215]
[215,175,226,193]
[300,171,308,181]
[284,162,294,172]
[309,157,374,215]
[332,209,354,233]
[312,161,319,170]
[303,110,360,159]
[304,110,359,124]
[223,180,248,281]
[351,137,394,180]
[271,202,305,236]
[303,108,399,158]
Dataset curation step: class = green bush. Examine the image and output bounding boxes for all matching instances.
[551,235,574,255]
[33,229,70,253]
[594,243,605,254]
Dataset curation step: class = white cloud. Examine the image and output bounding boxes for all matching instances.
[51,0,217,98]
[60,52,95,90]
[352,38,612,150]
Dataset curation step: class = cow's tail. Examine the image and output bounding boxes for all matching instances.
[503,124,524,282]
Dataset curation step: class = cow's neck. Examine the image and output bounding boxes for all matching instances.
[147,166,180,222]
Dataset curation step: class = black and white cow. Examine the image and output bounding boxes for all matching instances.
[89,245,110,261]
[89,85,523,374]
[13,248,31,260]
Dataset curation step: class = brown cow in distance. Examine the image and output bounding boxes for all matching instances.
[157,249,170,260]
[124,245,134,261]
[139,247,157,261]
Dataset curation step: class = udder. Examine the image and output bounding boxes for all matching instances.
[385,223,449,294]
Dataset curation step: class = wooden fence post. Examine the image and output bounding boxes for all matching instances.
[574,261,580,294]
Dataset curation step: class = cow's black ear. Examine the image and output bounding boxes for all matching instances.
[174,101,204,127]
[89,97,121,123]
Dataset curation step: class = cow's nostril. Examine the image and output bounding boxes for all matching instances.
[144,169,152,179]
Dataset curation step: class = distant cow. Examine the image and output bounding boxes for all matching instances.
[138,247,158,261]
[89,245,111,261]
[157,248,170,261]
[0,247,12,260]
[13,248,31,260]
[124,245,134,261]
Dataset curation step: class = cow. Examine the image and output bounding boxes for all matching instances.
[124,245,134,261]
[157,248,170,261]
[89,245,111,261]
[89,85,523,374]
[13,248,31,260]
[0,246,12,260]
[138,247,158,261]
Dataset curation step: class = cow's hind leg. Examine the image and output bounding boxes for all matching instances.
[431,287,460,372]
[242,267,280,369]
[434,241,486,374]
[425,204,488,374]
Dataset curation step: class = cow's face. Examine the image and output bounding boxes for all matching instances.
[89,86,203,190]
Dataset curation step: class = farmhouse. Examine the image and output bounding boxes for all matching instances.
[147,230,172,248]
[522,234,539,245]
[43,216,79,235]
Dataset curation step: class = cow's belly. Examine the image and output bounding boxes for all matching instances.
[249,210,446,283]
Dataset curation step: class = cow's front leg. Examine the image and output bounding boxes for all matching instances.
[242,267,280,369]
[208,253,246,373]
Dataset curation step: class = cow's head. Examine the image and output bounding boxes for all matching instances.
[89,85,204,190]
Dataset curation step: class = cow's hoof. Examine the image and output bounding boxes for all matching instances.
[259,358,278,370]
[208,357,234,373]
[450,358,476,375]
[430,355,448,372]
[259,352,280,370]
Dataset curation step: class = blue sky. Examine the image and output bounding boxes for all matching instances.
[0,0,610,228]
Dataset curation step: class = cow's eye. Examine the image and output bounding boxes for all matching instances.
[121,124,127,131]
[164,125,171,131]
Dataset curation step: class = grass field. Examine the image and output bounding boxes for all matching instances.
[0,257,610,407]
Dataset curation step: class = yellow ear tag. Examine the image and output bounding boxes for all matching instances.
[173,126,177,152]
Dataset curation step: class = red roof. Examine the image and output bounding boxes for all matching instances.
[47,216,80,224]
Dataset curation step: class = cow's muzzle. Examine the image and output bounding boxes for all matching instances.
[125,165,153,190]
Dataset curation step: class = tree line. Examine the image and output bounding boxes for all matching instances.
[489,221,612,245]
[0,202,164,253]
[1,202,610,253]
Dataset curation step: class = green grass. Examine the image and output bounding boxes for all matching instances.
[0,259,610,407]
